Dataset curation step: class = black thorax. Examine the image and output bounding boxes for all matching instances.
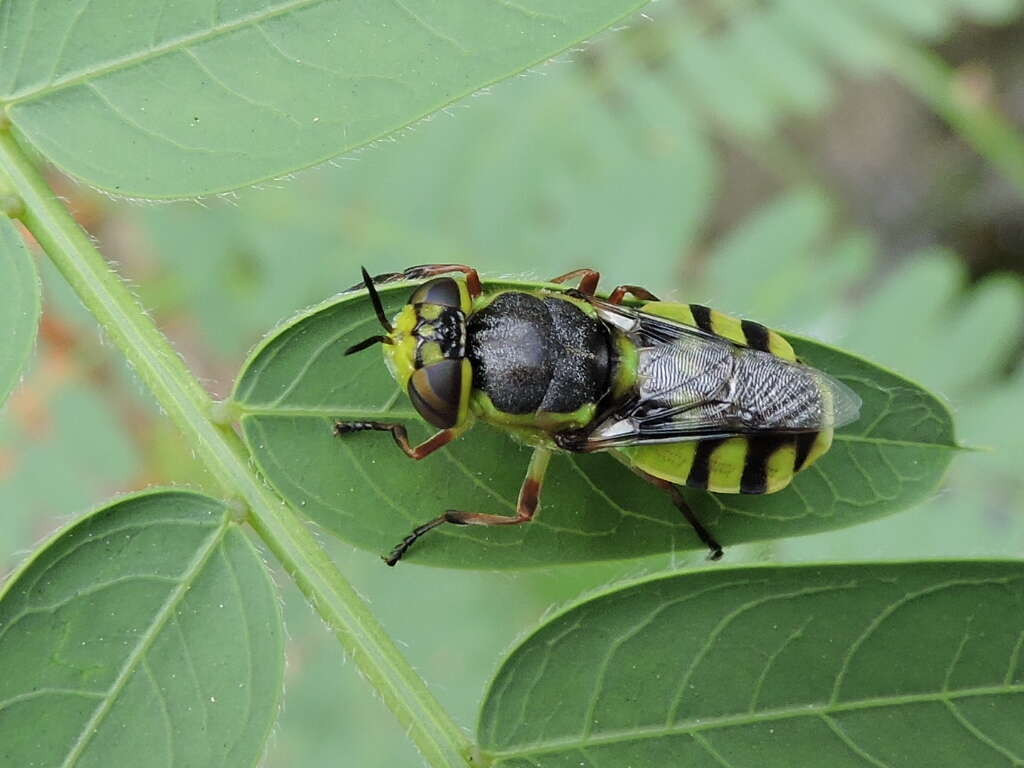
[466,292,612,415]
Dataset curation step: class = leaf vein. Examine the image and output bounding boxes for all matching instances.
[945,699,1024,765]
[691,732,739,768]
[748,615,814,712]
[821,714,894,768]
[667,581,860,724]
[487,684,1024,759]
[0,687,106,710]
[183,47,304,128]
[141,658,175,764]
[58,523,229,767]
[3,0,335,104]
[391,0,470,55]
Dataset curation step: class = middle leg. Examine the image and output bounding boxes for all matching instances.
[550,268,601,295]
[549,268,661,304]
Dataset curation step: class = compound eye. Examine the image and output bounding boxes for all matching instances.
[409,278,462,309]
[408,360,463,428]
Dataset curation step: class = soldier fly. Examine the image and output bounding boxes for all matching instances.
[336,265,861,565]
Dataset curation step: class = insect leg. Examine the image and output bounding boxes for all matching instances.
[607,285,660,304]
[550,268,601,295]
[629,467,723,560]
[548,270,660,304]
[384,447,552,565]
[349,264,482,298]
[333,421,463,460]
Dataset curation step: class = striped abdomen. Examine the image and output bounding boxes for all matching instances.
[623,301,834,494]
[624,430,832,494]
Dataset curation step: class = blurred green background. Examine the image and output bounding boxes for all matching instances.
[3,2,1024,766]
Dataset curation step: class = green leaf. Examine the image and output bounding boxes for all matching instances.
[232,279,957,569]
[0,0,648,198]
[479,561,1024,766]
[0,489,284,768]
[132,61,713,354]
[0,216,40,408]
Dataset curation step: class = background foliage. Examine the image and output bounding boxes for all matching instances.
[2,1,1024,766]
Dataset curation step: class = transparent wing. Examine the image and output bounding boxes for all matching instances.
[575,298,862,449]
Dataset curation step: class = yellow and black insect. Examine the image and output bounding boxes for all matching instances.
[337,265,861,565]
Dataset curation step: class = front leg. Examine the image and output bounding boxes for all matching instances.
[347,264,482,299]
[333,420,465,460]
[384,447,552,565]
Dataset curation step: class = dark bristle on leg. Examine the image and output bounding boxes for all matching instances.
[333,420,458,461]
[631,467,723,560]
[383,515,449,566]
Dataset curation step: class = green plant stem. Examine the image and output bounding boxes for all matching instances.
[0,128,476,768]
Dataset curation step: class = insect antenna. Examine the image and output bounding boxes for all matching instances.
[344,335,393,356]
[343,267,397,356]
[362,266,393,333]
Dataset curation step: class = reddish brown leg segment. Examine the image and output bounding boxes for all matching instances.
[384,448,552,565]
[333,420,459,460]
[608,285,660,304]
[548,269,661,305]
[630,466,723,560]
[550,268,601,296]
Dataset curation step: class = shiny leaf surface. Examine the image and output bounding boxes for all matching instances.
[0,0,648,197]
[0,490,284,767]
[480,561,1024,767]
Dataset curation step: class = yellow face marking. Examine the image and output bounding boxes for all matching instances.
[418,304,442,321]
[420,341,444,366]
[382,305,419,387]
[456,358,473,426]
[456,280,473,314]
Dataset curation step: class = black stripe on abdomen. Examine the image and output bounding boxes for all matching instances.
[740,435,792,494]
[794,431,819,472]
[689,304,714,334]
[686,438,727,490]
[741,319,771,352]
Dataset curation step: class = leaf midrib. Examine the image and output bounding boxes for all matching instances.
[60,518,230,767]
[482,682,1024,759]
[235,407,957,449]
[1,0,328,106]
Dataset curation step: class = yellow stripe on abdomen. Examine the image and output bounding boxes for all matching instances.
[705,437,748,493]
[623,432,823,495]
[638,301,796,360]
[623,437,749,493]
[621,441,697,487]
